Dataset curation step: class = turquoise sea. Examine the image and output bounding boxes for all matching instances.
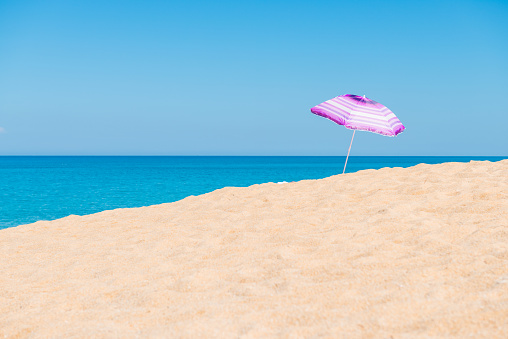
[0,156,505,229]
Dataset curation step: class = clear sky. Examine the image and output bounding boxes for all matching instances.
[0,0,507,156]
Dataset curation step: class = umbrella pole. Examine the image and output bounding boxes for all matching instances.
[343,130,356,174]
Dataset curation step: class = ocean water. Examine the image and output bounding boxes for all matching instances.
[0,156,505,229]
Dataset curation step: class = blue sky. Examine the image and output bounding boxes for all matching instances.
[0,0,507,155]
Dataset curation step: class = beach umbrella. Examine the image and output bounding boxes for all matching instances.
[311,94,405,173]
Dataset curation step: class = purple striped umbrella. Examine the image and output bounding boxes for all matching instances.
[311,94,405,173]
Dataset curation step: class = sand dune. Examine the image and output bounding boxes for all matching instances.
[1,160,507,338]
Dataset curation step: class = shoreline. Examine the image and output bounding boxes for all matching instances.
[8,159,506,230]
[1,156,506,231]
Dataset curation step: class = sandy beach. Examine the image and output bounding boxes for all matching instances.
[1,160,507,338]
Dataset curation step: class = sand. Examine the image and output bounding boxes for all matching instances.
[1,160,507,338]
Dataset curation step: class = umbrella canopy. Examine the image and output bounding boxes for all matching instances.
[310,94,405,137]
[310,94,405,173]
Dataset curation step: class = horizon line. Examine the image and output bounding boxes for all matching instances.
[0,155,506,157]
